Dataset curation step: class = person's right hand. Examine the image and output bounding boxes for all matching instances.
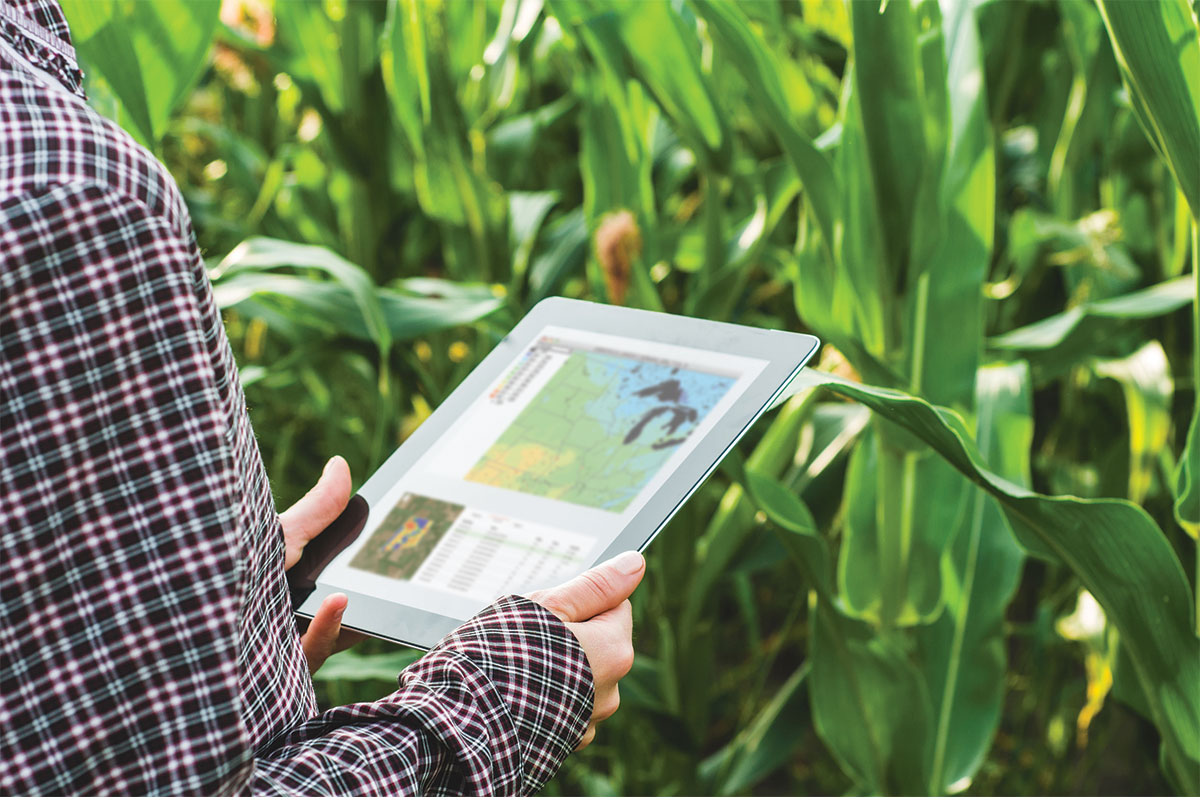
[525,551,645,750]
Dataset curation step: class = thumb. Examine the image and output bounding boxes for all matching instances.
[533,551,645,623]
[302,593,348,674]
[280,456,352,546]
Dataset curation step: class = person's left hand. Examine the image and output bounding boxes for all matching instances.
[279,456,365,673]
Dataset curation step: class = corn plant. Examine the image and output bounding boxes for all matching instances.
[63,0,1198,794]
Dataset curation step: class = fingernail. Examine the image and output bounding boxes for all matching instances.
[329,593,348,615]
[610,551,644,575]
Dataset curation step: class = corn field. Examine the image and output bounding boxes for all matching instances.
[63,0,1199,794]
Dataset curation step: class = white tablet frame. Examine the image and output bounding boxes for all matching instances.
[297,297,819,649]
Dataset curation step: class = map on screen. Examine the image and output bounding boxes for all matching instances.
[318,324,773,622]
[349,493,463,580]
[465,349,736,511]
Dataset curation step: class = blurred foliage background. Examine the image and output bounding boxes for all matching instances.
[61,0,1199,794]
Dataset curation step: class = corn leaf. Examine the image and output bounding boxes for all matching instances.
[681,390,819,638]
[840,430,969,626]
[744,469,833,603]
[213,238,502,347]
[381,0,505,267]
[274,2,350,115]
[508,191,560,282]
[918,362,1031,794]
[1176,400,1200,540]
[1173,228,1199,542]
[576,60,656,224]
[699,663,811,795]
[216,238,391,357]
[1095,0,1200,220]
[847,0,929,288]
[608,1,727,165]
[61,0,219,148]
[1092,341,1174,505]
[310,648,421,684]
[690,0,840,250]
[791,369,1200,792]
[746,468,933,795]
[988,275,1195,377]
[527,208,589,304]
[213,273,501,344]
[809,603,933,794]
[908,0,993,410]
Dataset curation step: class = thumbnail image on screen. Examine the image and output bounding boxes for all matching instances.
[349,493,464,580]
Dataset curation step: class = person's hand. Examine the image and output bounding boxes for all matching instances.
[300,591,362,673]
[526,551,645,750]
[279,456,364,673]
[280,456,352,570]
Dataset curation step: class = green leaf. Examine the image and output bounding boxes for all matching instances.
[575,76,663,309]
[212,238,503,344]
[1095,0,1200,220]
[989,275,1195,377]
[381,0,506,276]
[527,209,589,304]
[792,369,1200,792]
[62,0,219,148]
[1092,341,1174,505]
[690,0,840,250]
[830,62,889,357]
[1175,402,1199,540]
[840,430,969,626]
[119,0,221,137]
[918,362,1032,794]
[1173,225,1198,541]
[700,663,811,795]
[682,390,820,637]
[275,2,347,114]
[847,0,929,288]
[311,648,422,684]
[380,0,425,149]
[508,191,560,282]
[743,469,834,603]
[577,67,656,228]
[809,603,932,794]
[216,238,391,358]
[908,0,994,409]
[608,1,727,164]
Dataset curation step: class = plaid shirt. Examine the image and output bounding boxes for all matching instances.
[0,1,593,794]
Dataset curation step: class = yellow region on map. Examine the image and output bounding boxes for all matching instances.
[464,443,577,500]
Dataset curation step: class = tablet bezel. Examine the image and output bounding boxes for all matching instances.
[298,297,819,649]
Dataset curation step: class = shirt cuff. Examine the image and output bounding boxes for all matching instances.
[402,594,594,794]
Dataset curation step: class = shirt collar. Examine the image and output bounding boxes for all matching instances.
[1,0,85,98]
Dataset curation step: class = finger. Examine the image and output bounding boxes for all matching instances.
[599,598,634,638]
[280,456,352,548]
[301,592,348,674]
[575,724,597,751]
[333,628,369,652]
[570,604,635,684]
[535,551,645,622]
[593,684,620,723]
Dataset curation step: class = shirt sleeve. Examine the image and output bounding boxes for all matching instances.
[248,596,593,796]
[0,182,592,796]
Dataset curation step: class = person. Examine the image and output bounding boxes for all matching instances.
[0,0,641,794]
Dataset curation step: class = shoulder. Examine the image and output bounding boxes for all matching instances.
[0,58,192,241]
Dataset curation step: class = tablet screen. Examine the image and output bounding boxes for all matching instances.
[319,325,768,620]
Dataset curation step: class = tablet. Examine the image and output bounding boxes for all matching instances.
[294,297,819,649]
